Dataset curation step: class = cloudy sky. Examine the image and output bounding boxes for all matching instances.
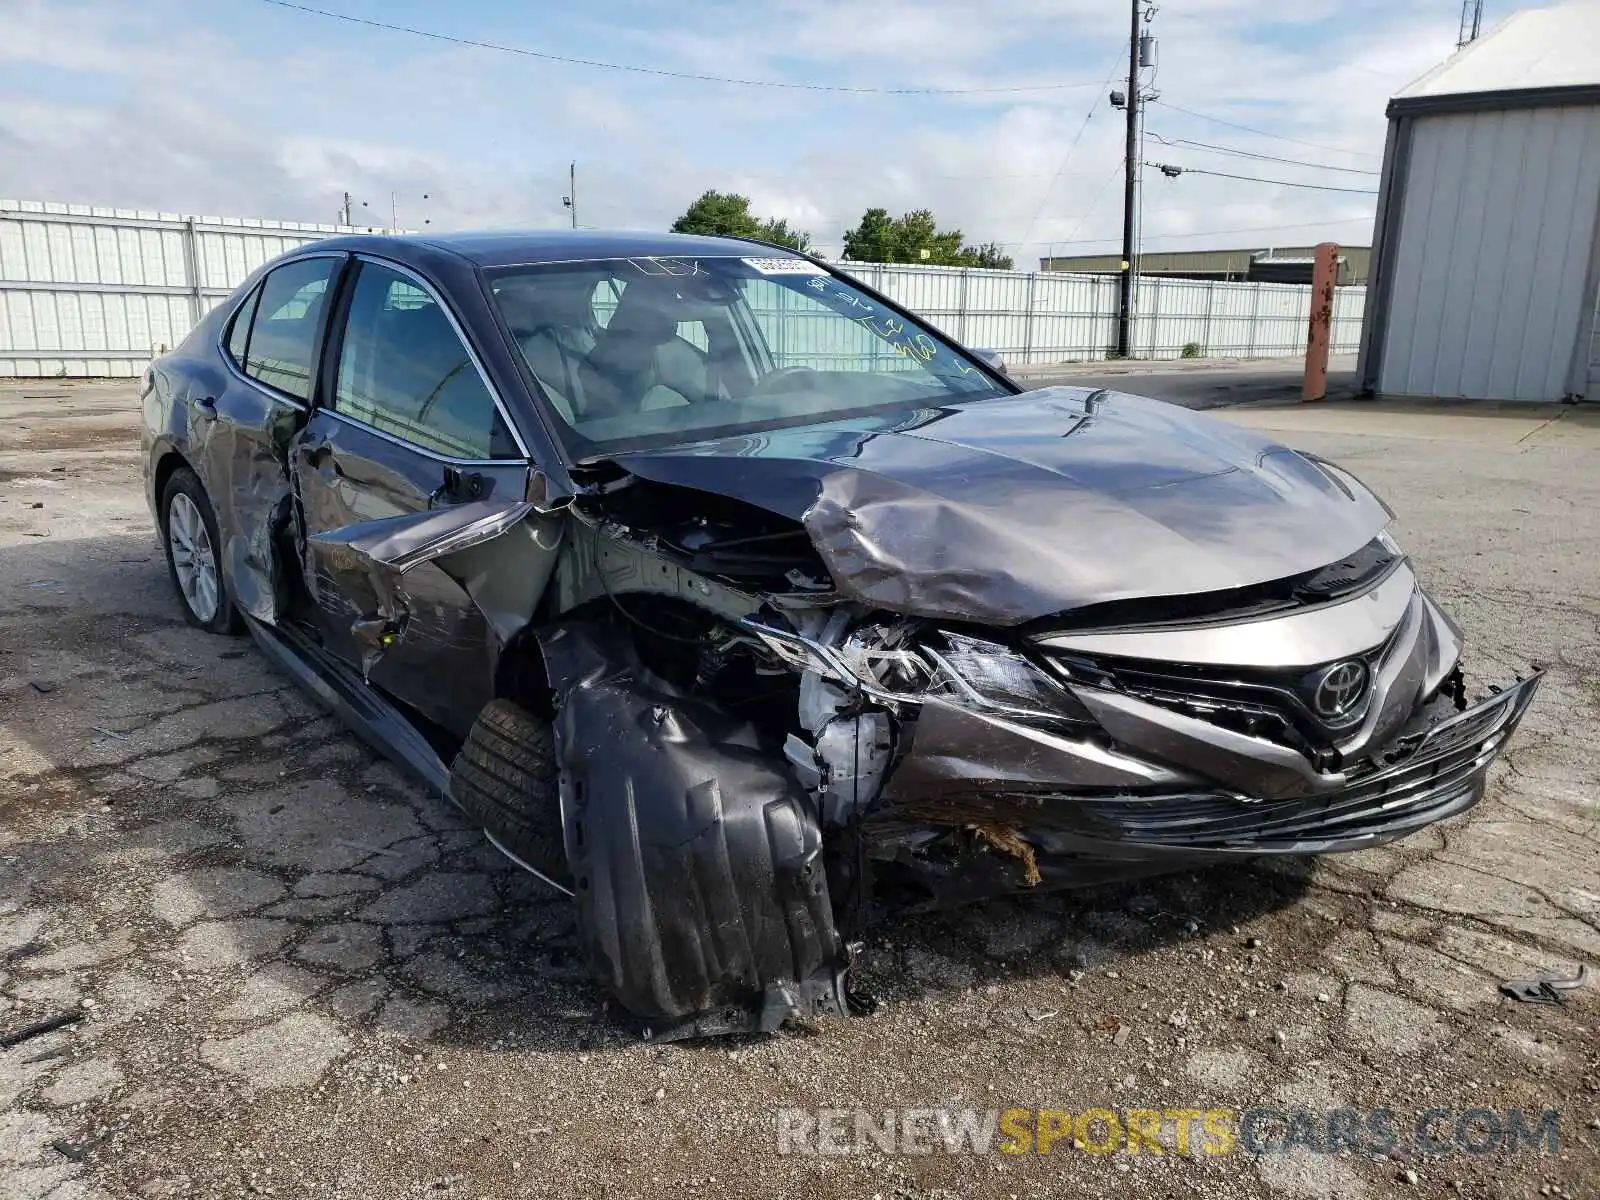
[3,0,1473,262]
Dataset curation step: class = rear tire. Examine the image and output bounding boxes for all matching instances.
[452,699,571,886]
[160,466,244,635]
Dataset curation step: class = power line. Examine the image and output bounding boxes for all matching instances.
[258,0,1108,95]
[1055,157,1127,248]
[1150,98,1382,160]
[1147,163,1380,194]
[1016,47,1128,252]
[706,165,1089,183]
[1149,133,1381,176]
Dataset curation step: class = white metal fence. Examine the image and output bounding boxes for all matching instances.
[0,199,390,378]
[849,262,1367,365]
[0,198,1365,377]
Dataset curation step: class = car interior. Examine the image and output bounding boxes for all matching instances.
[499,274,726,424]
[489,260,1008,451]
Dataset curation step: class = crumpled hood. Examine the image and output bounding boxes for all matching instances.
[606,387,1393,626]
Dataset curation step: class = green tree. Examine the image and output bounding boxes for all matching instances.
[755,216,812,253]
[841,208,1010,268]
[956,241,1015,270]
[841,207,898,262]
[670,190,811,252]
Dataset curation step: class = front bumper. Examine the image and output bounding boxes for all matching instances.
[866,674,1539,896]
[1065,673,1540,853]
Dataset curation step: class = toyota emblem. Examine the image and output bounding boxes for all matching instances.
[1312,660,1369,721]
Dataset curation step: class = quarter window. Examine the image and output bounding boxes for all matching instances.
[333,262,517,460]
[242,258,336,401]
[225,285,260,369]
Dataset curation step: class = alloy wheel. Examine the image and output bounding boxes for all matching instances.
[167,491,220,623]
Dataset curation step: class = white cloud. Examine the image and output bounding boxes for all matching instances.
[0,0,1476,262]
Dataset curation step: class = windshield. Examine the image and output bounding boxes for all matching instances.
[487,255,1009,455]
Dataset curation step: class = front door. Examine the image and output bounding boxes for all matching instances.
[291,257,538,735]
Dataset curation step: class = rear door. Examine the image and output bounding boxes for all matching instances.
[291,255,544,735]
[196,253,341,621]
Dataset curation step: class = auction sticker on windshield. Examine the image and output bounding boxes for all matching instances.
[741,257,829,275]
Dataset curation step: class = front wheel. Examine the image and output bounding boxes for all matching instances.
[451,699,571,887]
[160,467,243,635]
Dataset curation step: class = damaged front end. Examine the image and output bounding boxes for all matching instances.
[510,474,1539,1037]
[291,465,1539,1042]
[734,552,1539,911]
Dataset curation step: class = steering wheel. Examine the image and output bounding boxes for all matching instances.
[751,365,820,396]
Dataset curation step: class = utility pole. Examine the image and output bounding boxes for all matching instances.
[339,191,353,226]
[562,162,577,229]
[1115,0,1142,358]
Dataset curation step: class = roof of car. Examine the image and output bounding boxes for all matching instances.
[305,228,800,270]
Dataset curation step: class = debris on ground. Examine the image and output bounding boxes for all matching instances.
[1499,964,1590,1004]
[0,1009,85,1049]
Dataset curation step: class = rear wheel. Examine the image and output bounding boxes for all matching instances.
[160,467,244,635]
[452,699,571,886]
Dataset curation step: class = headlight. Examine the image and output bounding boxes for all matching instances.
[741,618,1094,725]
[923,633,1093,725]
[740,617,927,705]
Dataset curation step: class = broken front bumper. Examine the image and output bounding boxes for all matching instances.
[1071,674,1541,852]
[869,674,1540,891]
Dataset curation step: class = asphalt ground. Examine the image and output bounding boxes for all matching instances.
[0,377,1596,1200]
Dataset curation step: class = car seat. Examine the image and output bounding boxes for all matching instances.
[496,277,598,425]
[577,281,708,419]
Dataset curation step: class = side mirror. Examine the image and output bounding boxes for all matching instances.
[972,348,1009,376]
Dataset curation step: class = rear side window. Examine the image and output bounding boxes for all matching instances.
[225,286,260,368]
[333,261,517,460]
[242,258,336,401]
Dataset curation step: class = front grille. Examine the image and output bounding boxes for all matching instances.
[1069,631,1396,758]
[1110,673,1320,757]
[1067,677,1536,851]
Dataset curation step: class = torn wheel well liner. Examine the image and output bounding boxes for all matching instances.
[540,620,850,1039]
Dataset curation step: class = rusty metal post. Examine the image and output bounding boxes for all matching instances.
[1302,242,1339,401]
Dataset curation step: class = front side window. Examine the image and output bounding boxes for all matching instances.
[333,261,517,460]
[243,257,335,401]
[489,256,1006,454]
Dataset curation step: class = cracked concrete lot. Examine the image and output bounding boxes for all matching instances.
[1,380,1597,1199]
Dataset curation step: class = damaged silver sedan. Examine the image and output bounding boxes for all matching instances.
[140,231,1539,1039]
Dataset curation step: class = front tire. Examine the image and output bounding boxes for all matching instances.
[452,699,571,887]
[160,467,243,635]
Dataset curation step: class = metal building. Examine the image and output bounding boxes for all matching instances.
[1041,245,1370,286]
[1359,4,1600,401]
